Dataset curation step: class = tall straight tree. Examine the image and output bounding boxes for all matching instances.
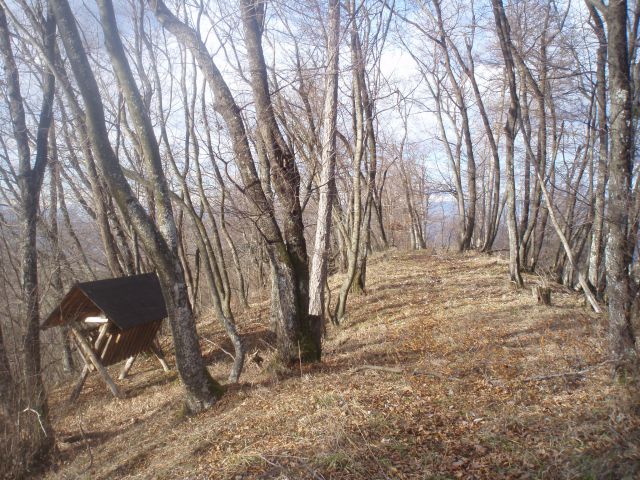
[335,0,366,321]
[589,0,637,368]
[309,0,340,322]
[586,3,608,293]
[148,0,322,363]
[50,0,223,413]
[0,3,56,456]
[490,0,524,287]
[432,0,476,252]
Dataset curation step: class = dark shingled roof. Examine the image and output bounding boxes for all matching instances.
[42,273,167,331]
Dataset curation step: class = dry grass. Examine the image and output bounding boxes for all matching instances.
[43,250,639,479]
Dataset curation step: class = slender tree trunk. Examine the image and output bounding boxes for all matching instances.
[0,324,14,411]
[587,4,609,293]
[491,0,524,287]
[433,0,476,251]
[49,123,74,373]
[53,0,222,413]
[0,3,56,455]
[336,0,365,321]
[601,0,637,368]
[309,0,340,320]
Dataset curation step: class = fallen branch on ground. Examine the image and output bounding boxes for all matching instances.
[354,365,404,374]
[520,360,616,383]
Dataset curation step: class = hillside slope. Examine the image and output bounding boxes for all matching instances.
[45,251,639,479]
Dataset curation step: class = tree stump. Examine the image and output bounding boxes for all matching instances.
[533,286,551,306]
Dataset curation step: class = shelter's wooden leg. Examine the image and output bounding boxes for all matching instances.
[69,324,111,402]
[70,365,90,402]
[94,323,109,350]
[149,342,170,372]
[70,325,122,399]
[118,355,137,380]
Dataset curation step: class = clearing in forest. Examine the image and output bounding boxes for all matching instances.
[45,251,639,479]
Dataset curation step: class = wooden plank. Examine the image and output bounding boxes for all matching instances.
[70,324,122,399]
[84,316,108,324]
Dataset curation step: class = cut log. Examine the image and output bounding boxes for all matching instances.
[533,286,551,306]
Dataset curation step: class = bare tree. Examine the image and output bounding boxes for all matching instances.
[490,0,524,287]
[588,0,637,368]
[149,0,322,363]
[51,0,223,413]
[309,0,340,322]
[0,1,56,456]
[586,3,608,294]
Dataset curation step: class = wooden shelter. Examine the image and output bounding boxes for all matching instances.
[42,273,170,401]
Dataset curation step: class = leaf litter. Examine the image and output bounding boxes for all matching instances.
[45,250,639,479]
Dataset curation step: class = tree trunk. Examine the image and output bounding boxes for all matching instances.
[587,3,608,293]
[601,0,637,368]
[309,0,340,320]
[0,321,14,411]
[149,0,320,363]
[336,0,365,321]
[49,124,74,373]
[490,0,524,287]
[433,0,476,251]
[0,2,56,456]
[53,0,222,413]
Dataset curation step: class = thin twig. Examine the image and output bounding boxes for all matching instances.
[202,338,235,361]
[77,417,94,474]
[21,408,46,435]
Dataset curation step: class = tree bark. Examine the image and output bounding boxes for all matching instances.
[490,0,524,287]
[0,3,56,454]
[587,3,609,293]
[52,0,222,413]
[309,0,340,320]
[599,0,637,368]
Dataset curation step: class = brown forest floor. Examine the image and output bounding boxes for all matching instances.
[44,250,639,479]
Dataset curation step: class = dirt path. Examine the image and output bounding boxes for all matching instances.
[45,251,639,479]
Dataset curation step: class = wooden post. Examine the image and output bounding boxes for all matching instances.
[119,339,170,380]
[69,323,110,402]
[70,324,122,399]
[150,341,170,372]
[533,286,551,306]
[70,364,91,402]
[118,355,137,380]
